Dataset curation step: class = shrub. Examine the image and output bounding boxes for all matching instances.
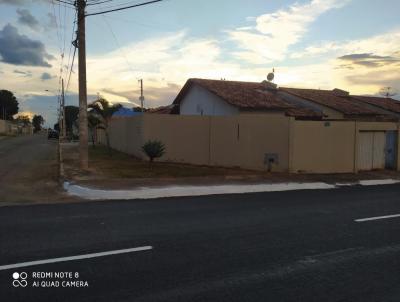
[142,140,166,165]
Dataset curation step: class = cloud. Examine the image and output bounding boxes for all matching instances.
[337,53,400,68]
[40,72,54,81]
[102,83,181,108]
[0,0,25,5]
[13,69,32,77]
[46,13,57,28]
[291,30,400,59]
[228,0,349,63]
[0,0,46,5]
[17,8,39,29]
[0,24,54,67]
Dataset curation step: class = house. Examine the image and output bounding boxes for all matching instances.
[173,78,398,121]
[99,78,400,174]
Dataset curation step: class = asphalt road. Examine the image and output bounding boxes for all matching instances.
[0,184,399,301]
[0,134,61,203]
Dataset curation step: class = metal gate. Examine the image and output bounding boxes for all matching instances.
[385,131,398,169]
[358,131,386,171]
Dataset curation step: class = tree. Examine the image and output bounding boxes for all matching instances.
[379,87,397,98]
[32,115,44,133]
[15,115,31,126]
[88,98,122,154]
[64,106,79,136]
[0,90,19,120]
[142,140,165,167]
[87,113,103,148]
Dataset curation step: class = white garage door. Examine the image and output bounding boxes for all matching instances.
[358,131,385,171]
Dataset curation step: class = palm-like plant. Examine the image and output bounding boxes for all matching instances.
[142,140,166,168]
[88,98,121,154]
[87,113,103,148]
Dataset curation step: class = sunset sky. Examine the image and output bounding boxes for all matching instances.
[0,0,399,126]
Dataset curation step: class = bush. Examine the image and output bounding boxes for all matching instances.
[142,140,166,164]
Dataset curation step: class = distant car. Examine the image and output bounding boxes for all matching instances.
[47,129,59,140]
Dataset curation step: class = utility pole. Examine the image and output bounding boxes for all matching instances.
[139,79,144,112]
[77,0,88,169]
[61,78,66,139]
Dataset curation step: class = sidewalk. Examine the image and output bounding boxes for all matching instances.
[60,143,400,200]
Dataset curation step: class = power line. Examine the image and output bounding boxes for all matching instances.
[101,15,137,74]
[87,0,115,5]
[65,45,77,94]
[85,0,163,17]
[53,0,75,7]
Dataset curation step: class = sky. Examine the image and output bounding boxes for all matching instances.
[0,0,399,127]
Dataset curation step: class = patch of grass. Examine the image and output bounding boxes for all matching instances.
[89,145,254,178]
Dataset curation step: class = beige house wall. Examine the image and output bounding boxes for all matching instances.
[99,113,291,171]
[290,121,356,173]
[290,120,400,173]
[99,114,399,174]
[142,115,211,165]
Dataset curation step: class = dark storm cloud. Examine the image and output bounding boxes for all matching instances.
[0,24,54,67]
[40,72,54,81]
[337,52,400,68]
[17,8,39,29]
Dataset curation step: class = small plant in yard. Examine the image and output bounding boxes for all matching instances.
[142,140,166,167]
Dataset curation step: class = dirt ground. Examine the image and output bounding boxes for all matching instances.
[61,143,400,190]
[0,134,77,205]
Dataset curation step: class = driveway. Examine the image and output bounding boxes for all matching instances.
[0,134,67,203]
[1,184,400,301]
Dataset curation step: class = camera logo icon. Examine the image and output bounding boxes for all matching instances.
[12,272,28,288]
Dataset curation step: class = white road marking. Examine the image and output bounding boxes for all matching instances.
[0,246,153,271]
[355,214,400,222]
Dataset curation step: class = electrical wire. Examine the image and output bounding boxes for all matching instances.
[85,0,163,17]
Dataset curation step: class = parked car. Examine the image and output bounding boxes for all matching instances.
[47,129,59,140]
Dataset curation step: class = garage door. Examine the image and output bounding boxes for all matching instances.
[358,132,385,171]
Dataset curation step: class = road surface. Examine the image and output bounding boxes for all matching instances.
[0,134,62,203]
[1,184,399,301]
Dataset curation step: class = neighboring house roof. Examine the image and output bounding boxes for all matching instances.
[350,95,400,114]
[280,87,384,117]
[175,78,292,110]
[112,107,143,117]
[147,105,175,114]
[173,78,398,120]
[173,78,323,119]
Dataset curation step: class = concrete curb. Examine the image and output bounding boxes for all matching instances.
[63,179,400,200]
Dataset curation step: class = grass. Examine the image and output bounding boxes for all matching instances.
[89,145,256,178]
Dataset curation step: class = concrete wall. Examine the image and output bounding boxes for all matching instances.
[99,114,400,173]
[290,121,356,173]
[290,120,400,173]
[100,113,291,171]
[180,84,239,116]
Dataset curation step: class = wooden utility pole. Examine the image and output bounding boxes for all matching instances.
[139,79,144,112]
[77,0,88,169]
[61,78,66,138]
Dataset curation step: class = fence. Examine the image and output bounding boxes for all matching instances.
[98,113,291,171]
[97,114,400,173]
